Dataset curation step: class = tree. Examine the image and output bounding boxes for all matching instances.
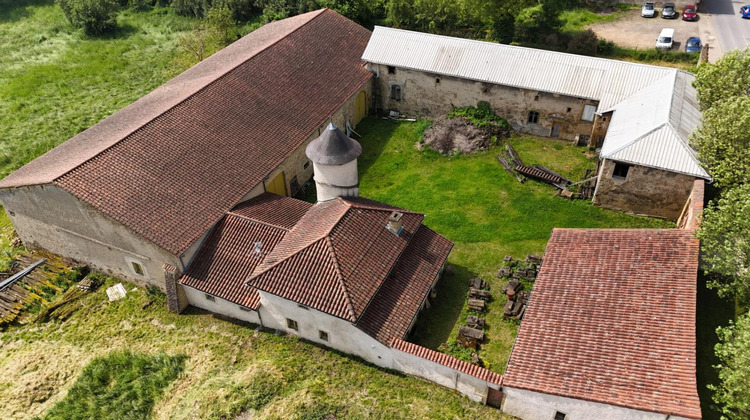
[567,29,598,56]
[172,5,237,71]
[56,0,119,35]
[697,184,750,303]
[691,96,750,188]
[694,48,750,111]
[710,310,750,419]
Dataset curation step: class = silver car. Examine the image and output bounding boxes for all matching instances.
[642,1,656,17]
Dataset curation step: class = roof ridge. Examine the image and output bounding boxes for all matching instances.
[346,200,424,215]
[225,211,291,232]
[52,10,329,184]
[325,236,357,321]
[246,236,326,282]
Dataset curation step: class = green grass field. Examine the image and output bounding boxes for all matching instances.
[355,118,671,369]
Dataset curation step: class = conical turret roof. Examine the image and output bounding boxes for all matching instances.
[305,123,362,165]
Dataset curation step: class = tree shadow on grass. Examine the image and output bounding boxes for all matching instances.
[0,0,52,23]
[356,117,400,178]
[696,272,735,420]
[409,264,474,349]
[91,21,138,40]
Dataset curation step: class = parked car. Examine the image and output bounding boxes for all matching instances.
[682,5,698,20]
[642,1,656,17]
[741,5,750,18]
[685,37,702,53]
[662,2,678,18]
[656,28,675,49]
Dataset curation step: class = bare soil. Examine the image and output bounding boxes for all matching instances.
[423,118,508,154]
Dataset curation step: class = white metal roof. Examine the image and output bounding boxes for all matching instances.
[362,27,709,179]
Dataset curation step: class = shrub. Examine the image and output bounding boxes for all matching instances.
[597,39,614,55]
[171,0,211,17]
[57,0,119,35]
[567,29,598,56]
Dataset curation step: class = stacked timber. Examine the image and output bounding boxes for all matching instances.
[466,315,486,329]
[468,298,486,312]
[469,288,491,301]
[458,326,485,349]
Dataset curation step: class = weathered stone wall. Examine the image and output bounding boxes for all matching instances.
[593,159,696,219]
[502,387,693,420]
[677,178,705,230]
[371,65,597,143]
[0,185,182,290]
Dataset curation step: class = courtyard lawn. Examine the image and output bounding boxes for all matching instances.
[355,117,672,370]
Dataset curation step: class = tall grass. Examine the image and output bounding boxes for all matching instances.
[41,350,186,420]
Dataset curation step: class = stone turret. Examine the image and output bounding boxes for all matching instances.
[305,123,361,202]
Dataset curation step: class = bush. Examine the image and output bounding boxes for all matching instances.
[597,39,614,55]
[171,0,211,17]
[57,0,119,35]
[567,29,598,56]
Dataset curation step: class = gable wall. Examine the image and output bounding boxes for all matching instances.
[593,158,695,219]
[502,387,693,420]
[0,184,181,290]
[372,65,598,143]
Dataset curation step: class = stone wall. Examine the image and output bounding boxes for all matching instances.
[0,184,181,290]
[677,178,705,230]
[371,65,598,143]
[593,158,696,219]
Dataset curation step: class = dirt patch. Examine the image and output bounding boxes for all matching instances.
[588,9,701,51]
[422,117,509,154]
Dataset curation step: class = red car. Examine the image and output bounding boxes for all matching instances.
[682,5,698,20]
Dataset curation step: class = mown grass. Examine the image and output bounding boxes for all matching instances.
[0,276,514,419]
[41,350,186,420]
[355,118,672,369]
[0,1,198,180]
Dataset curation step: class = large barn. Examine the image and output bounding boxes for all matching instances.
[361,27,711,219]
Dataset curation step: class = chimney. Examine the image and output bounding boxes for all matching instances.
[386,211,404,235]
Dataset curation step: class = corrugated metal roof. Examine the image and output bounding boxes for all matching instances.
[601,72,709,179]
[362,27,709,179]
[362,26,674,110]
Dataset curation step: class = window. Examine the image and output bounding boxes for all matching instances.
[205,294,215,302]
[582,104,597,122]
[435,77,440,84]
[238,305,251,312]
[131,261,144,276]
[613,162,631,179]
[303,161,310,170]
[390,84,402,102]
[566,107,572,113]
[319,330,329,341]
[528,111,540,124]
[534,94,539,101]
[554,412,567,420]
[287,318,298,331]
[387,66,396,74]
[298,304,309,310]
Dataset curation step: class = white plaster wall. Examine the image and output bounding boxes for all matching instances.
[313,159,359,187]
[257,291,393,368]
[390,348,496,403]
[502,387,693,420]
[183,286,261,324]
[0,184,181,290]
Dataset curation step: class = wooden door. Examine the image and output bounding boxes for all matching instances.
[266,172,287,196]
[551,122,562,138]
[486,387,503,408]
[354,91,366,125]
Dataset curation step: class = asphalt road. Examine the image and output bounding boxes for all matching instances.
[702,0,750,52]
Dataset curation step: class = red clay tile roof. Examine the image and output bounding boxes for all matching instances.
[357,225,452,344]
[8,10,372,255]
[390,339,503,386]
[503,228,701,419]
[246,197,425,321]
[179,194,311,309]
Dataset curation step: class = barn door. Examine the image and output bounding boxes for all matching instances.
[551,122,562,138]
[266,172,287,196]
[354,91,366,125]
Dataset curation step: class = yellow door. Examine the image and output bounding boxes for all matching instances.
[266,172,287,196]
[354,91,366,125]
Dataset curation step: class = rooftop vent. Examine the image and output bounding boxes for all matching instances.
[253,241,263,255]
[386,211,404,236]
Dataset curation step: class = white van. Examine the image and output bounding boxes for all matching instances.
[656,28,675,49]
